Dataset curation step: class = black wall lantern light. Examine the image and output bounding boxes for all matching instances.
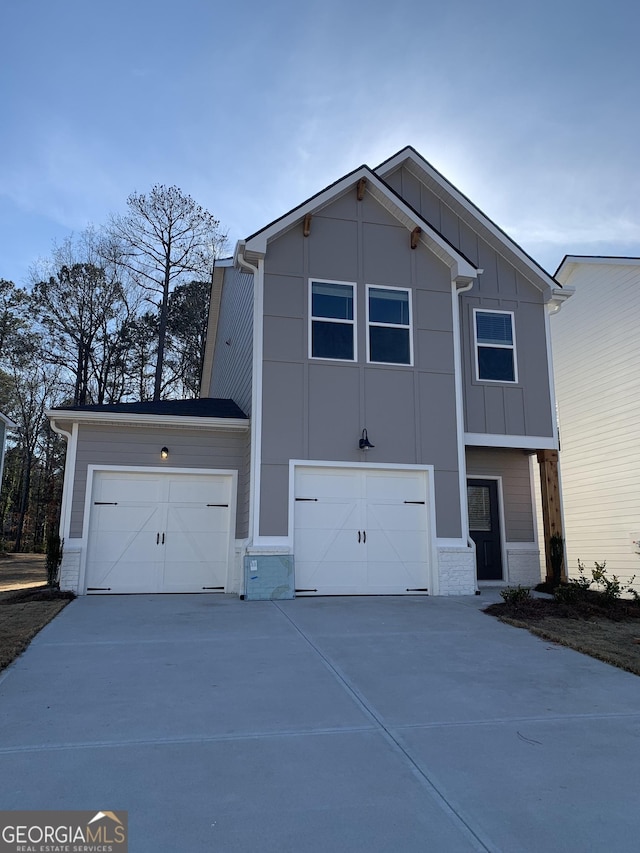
[359,429,374,451]
[160,447,169,460]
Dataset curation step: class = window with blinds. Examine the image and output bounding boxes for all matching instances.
[474,309,517,382]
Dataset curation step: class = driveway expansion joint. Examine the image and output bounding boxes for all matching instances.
[272,601,494,853]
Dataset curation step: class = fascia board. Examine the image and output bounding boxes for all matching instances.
[243,165,371,258]
[0,413,17,428]
[243,166,478,277]
[376,147,559,295]
[555,254,640,283]
[44,410,249,431]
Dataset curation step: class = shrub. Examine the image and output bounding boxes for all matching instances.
[500,585,531,605]
[556,559,640,604]
[45,533,63,589]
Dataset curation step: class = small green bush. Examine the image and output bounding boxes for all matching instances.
[555,560,640,604]
[500,585,531,605]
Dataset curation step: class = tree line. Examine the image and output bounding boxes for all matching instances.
[0,185,226,552]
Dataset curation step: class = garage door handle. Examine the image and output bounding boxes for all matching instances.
[363,530,366,543]
[358,531,361,543]
[162,532,165,544]
[156,532,160,545]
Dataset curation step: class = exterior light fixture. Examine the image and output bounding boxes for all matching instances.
[359,429,374,451]
[161,447,169,459]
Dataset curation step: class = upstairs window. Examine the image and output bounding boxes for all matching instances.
[474,309,517,382]
[367,286,412,365]
[310,280,355,361]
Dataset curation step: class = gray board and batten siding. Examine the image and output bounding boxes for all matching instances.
[383,164,555,438]
[207,267,254,416]
[259,190,463,539]
[62,423,251,540]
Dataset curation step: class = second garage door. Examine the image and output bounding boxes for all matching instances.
[84,470,233,594]
[294,466,432,595]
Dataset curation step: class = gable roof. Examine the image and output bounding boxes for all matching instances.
[376,146,561,294]
[240,164,479,282]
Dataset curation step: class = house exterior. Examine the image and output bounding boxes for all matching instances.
[0,412,16,498]
[48,147,569,597]
[553,256,640,589]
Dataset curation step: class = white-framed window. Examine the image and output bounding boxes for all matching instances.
[309,279,356,361]
[474,309,517,383]
[366,285,413,365]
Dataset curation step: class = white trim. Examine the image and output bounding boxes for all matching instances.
[243,166,478,280]
[436,537,468,548]
[246,254,264,544]
[464,433,557,450]
[48,420,78,541]
[44,410,249,431]
[528,453,541,558]
[79,465,238,595]
[0,412,16,428]
[473,308,518,384]
[288,459,440,595]
[467,474,507,583]
[543,301,560,447]
[365,284,414,366]
[452,279,474,551]
[556,255,640,284]
[308,278,357,362]
[246,538,290,551]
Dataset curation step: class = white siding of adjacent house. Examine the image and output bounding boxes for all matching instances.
[552,260,640,591]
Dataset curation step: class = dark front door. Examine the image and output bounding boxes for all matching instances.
[467,479,503,581]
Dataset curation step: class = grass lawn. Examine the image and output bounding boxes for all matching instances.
[0,587,75,673]
[485,591,640,676]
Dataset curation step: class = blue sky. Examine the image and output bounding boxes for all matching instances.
[1,0,639,286]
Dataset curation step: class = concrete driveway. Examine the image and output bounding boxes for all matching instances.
[0,593,639,852]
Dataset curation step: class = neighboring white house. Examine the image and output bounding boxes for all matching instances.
[0,412,16,497]
[553,256,640,589]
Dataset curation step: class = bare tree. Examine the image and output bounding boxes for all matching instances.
[4,338,61,551]
[30,231,140,404]
[109,185,226,400]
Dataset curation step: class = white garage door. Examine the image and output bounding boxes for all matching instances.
[294,466,432,595]
[85,470,233,594]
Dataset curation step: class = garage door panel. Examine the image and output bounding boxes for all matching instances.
[166,504,230,534]
[364,471,426,502]
[167,477,230,504]
[294,466,433,595]
[366,502,427,533]
[94,474,164,504]
[366,560,428,590]
[296,526,363,565]
[296,559,368,593]
[89,559,160,593]
[296,469,362,500]
[85,471,233,594]
[92,504,160,534]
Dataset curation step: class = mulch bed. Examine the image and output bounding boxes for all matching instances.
[485,591,640,676]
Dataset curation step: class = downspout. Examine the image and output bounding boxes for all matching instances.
[235,243,261,549]
[452,273,480,589]
[48,419,77,542]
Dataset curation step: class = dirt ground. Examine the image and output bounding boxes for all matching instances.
[0,553,47,591]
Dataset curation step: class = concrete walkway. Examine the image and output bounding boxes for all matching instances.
[0,593,639,852]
